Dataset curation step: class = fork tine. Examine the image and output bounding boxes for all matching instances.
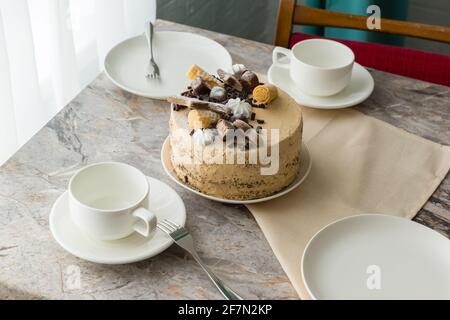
[158,223,174,234]
[157,223,171,234]
[159,220,177,233]
[164,219,180,229]
[158,220,171,232]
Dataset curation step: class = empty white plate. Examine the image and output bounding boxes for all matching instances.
[302,214,450,300]
[49,177,186,264]
[160,137,312,205]
[104,31,232,99]
[268,61,374,109]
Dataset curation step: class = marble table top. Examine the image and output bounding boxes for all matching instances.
[0,20,449,300]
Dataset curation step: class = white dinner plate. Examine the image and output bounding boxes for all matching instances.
[161,137,312,205]
[268,61,374,109]
[302,214,450,300]
[49,176,186,264]
[104,31,232,99]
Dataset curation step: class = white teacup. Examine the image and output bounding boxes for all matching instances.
[272,39,355,97]
[68,162,157,241]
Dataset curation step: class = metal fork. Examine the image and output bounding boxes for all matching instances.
[144,21,160,79]
[158,219,243,300]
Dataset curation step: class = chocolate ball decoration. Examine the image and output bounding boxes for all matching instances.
[239,71,259,91]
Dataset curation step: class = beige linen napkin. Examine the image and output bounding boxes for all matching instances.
[247,108,450,299]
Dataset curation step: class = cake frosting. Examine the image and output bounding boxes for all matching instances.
[167,65,303,200]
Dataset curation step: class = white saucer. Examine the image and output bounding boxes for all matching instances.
[161,137,312,205]
[49,176,186,264]
[268,61,374,109]
[302,214,450,300]
[104,31,232,99]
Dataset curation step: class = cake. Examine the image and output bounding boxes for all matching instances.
[167,64,303,200]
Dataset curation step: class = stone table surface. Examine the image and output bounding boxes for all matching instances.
[0,20,449,300]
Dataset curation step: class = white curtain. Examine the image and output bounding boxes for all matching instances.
[0,0,156,164]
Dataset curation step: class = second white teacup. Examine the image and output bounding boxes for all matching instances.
[68,162,157,241]
[272,39,355,97]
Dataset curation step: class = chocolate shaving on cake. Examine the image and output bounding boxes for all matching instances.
[252,102,266,109]
[256,119,265,124]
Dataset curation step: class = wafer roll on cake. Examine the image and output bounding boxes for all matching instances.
[188,110,221,129]
[253,84,278,104]
[186,64,223,88]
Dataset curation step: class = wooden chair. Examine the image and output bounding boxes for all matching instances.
[274,1,450,86]
[275,1,450,48]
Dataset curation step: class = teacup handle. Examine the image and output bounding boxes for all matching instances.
[132,207,157,237]
[272,46,291,69]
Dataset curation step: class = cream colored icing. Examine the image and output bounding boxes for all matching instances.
[226,98,252,119]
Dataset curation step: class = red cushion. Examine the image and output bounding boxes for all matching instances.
[290,33,450,87]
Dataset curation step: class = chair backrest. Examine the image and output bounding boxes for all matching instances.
[275,1,450,47]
